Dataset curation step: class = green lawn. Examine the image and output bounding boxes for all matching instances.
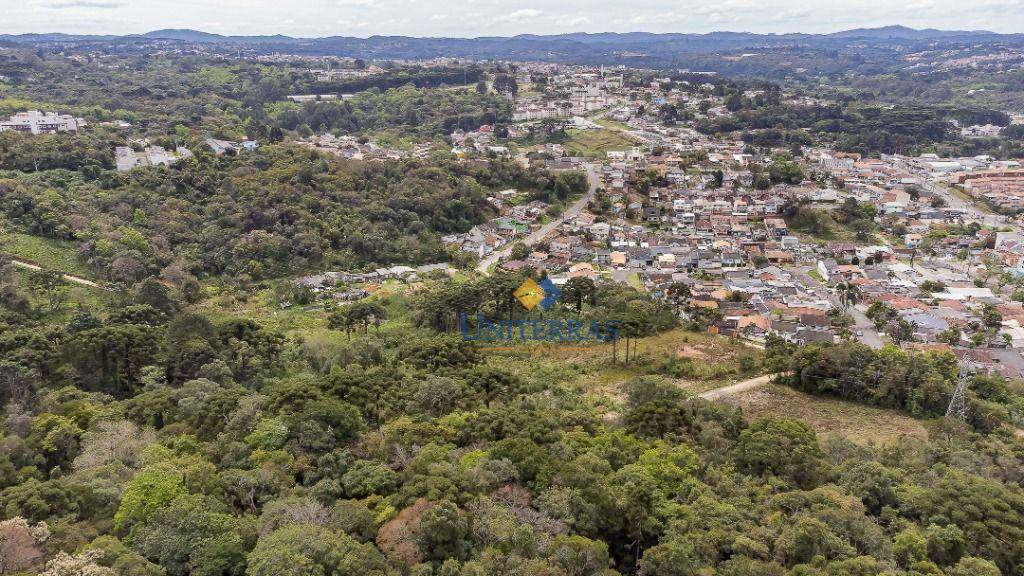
[789,208,881,246]
[0,231,93,278]
[626,272,643,290]
[726,383,929,446]
[595,117,632,131]
[473,326,766,403]
[561,128,634,158]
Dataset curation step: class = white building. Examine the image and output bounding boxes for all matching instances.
[0,110,85,134]
[570,85,608,114]
[115,146,193,172]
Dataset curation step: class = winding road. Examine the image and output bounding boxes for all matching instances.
[8,258,100,288]
[698,373,780,400]
[476,163,602,274]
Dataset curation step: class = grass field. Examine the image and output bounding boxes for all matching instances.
[595,118,633,131]
[0,231,93,278]
[561,128,634,158]
[725,383,929,445]
[23,263,945,450]
[626,272,643,290]
[788,207,882,246]
[474,327,766,399]
[196,282,768,419]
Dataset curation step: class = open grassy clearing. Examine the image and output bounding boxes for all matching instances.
[6,266,110,320]
[561,128,635,158]
[195,282,768,418]
[43,261,926,447]
[787,207,882,246]
[724,383,930,445]
[474,327,766,401]
[0,231,93,278]
[595,117,632,131]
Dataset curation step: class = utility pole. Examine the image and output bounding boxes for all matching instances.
[946,358,977,420]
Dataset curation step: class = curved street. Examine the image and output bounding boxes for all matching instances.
[476,163,601,274]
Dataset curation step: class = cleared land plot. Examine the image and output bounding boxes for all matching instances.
[724,383,929,445]
[561,128,634,158]
[0,231,93,278]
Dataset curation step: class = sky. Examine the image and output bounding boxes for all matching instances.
[4,0,1024,37]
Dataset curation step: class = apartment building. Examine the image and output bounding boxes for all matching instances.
[0,110,85,134]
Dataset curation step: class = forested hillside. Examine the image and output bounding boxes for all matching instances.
[2,256,1024,575]
[0,50,508,140]
[3,38,1024,576]
[0,149,587,281]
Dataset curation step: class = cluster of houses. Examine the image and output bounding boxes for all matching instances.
[821,150,1024,213]
[293,263,453,303]
[450,124,511,157]
[442,189,549,257]
[115,142,192,171]
[0,110,86,134]
[297,133,434,161]
[958,167,1024,211]
[308,61,385,82]
[205,137,260,155]
[280,60,1024,378]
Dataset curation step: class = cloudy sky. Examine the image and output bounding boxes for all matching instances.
[6,0,1024,37]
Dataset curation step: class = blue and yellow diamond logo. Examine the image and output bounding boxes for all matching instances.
[514,277,561,310]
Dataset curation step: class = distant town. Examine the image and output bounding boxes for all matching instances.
[135,61,1006,378]
[6,22,1024,576]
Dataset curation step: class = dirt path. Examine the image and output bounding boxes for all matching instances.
[698,373,779,400]
[9,259,101,288]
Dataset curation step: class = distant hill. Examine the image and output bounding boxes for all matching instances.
[141,29,231,42]
[140,29,297,43]
[132,25,1001,45]
[824,24,996,39]
[2,26,1022,65]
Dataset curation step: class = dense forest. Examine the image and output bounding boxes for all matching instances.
[0,149,587,280]
[3,41,1024,576]
[2,262,1024,576]
[0,50,508,141]
[271,86,511,138]
[767,337,1024,433]
[697,101,1019,156]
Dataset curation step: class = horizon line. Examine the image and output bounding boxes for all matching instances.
[0,24,1006,42]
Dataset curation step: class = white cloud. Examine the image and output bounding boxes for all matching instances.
[903,0,936,10]
[772,7,813,21]
[43,0,125,8]
[8,0,1024,37]
[614,12,684,26]
[493,8,543,24]
[335,18,370,28]
[555,15,592,27]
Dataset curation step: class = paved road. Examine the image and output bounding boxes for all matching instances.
[9,259,100,288]
[922,179,1006,228]
[850,305,885,349]
[792,265,886,349]
[888,154,1008,229]
[699,373,780,400]
[476,163,602,274]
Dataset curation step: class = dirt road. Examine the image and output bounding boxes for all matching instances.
[9,259,101,288]
[698,373,780,400]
